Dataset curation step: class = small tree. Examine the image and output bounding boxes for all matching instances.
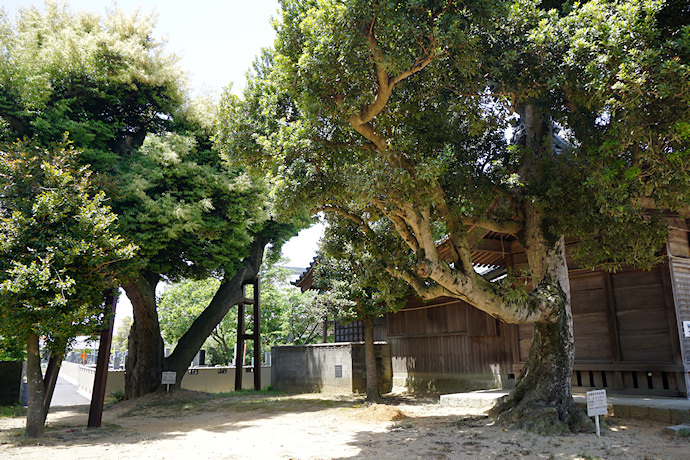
[0,140,135,437]
[112,316,133,354]
[313,218,409,401]
[261,262,320,346]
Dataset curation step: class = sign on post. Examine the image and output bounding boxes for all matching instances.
[161,371,177,392]
[586,389,607,437]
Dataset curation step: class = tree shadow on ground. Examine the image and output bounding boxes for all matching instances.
[0,390,366,449]
[330,408,688,460]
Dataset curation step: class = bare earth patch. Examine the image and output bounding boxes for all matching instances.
[1,391,688,459]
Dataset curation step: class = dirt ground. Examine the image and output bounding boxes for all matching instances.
[1,390,688,459]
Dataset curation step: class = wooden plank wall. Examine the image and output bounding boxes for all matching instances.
[386,298,517,377]
[515,266,685,395]
[518,267,676,364]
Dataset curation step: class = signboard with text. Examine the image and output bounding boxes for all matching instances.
[586,389,607,417]
[161,371,177,385]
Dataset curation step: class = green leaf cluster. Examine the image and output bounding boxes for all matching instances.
[115,132,270,280]
[0,140,135,353]
[220,0,689,280]
[313,216,411,323]
[0,1,185,170]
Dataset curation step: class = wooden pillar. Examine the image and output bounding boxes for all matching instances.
[42,355,61,415]
[235,278,262,391]
[88,292,117,428]
[234,284,245,392]
[253,276,261,391]
[668,257,690,398]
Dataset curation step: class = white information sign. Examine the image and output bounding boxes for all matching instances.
[586,389,607,417]
[161,371,177,385]
[683,321,690,338]
[586,389,607,437]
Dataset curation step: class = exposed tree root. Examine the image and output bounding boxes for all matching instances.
[489,389,593,434]
[488,316,595,434]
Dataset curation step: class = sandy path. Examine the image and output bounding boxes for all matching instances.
[1,391,688,459]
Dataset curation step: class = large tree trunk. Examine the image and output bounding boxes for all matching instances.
[25,333,45,438]
[488,104,593,432]
[489,234,591,432]
[123,271,164,399]
[122,237,270,398]
[363,315,382,402]
[164,237,268,388]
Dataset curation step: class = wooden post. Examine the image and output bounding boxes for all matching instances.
[235,284,245,391]
[253,276,261,391]
[88,293,117,428]
[42,354,61,417]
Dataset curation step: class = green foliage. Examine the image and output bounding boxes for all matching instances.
[158,278,224,343]
[259,260,319,345]
[0,1,184,170]
[112,315,132,353]
[108,388,125,403]
[218,0,690,285]
[115,132,271,280]
[0,404,26,418]
[158,258,320,362]
[0,334,25,361]
[0,140,135,354]
[313,217,410,323]
[158,277,235,364]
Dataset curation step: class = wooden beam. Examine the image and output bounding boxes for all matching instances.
[253,277,261,391]
[235,285,245,392]
[88,293,117,429]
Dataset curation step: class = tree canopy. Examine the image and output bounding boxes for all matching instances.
[0,140,135,436]
[0,1,184,167]
[0,1,304,400]
[217,0,689,432]
[0,140,134,353]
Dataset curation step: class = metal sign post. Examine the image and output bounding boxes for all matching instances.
[586,389,607,437]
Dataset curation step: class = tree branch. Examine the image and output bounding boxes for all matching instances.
[316,205,375,237]
[384,264,455,300]
[461,217,523,235]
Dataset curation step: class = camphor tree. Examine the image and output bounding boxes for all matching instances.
[0,2,302,398]
[0,141,135,437]
[218,0,689,432]
[113,129,298,398]
[312,217,409,402]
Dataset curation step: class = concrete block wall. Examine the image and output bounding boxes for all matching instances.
[271,342,393,394]
[65,362,272,399]
[271,344,354,393]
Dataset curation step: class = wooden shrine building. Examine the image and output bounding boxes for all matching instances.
[295,218,690,397]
